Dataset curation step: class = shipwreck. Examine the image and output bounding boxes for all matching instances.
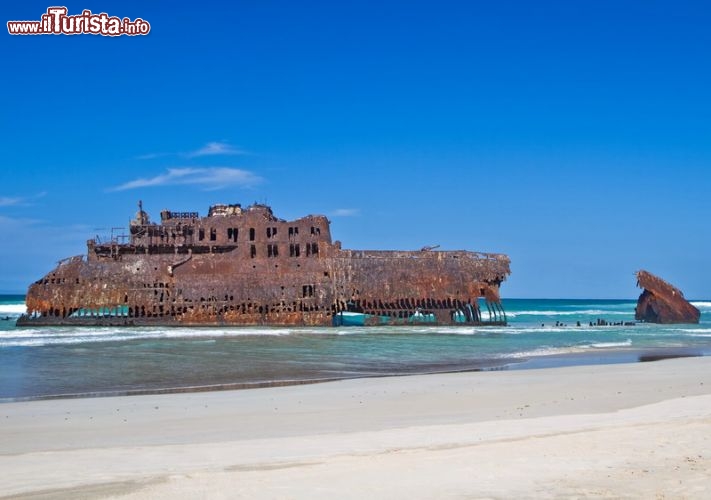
[635,270,700,324]
[18,202,511,327]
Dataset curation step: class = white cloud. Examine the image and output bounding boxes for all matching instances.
[0,192,46,207]
[0,215,41,227]
[134,152,169,160]
[111,167,263,191]
[186,142,247,158]
[135,142,248,160]
[331,208,360,217]
[0,196,23,207]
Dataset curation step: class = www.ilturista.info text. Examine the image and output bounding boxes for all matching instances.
[7,7,150,36]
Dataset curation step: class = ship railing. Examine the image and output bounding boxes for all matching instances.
[339,249,509,261]
[93,227,129,246]
[57,255,85,266]
[93,237,128,245]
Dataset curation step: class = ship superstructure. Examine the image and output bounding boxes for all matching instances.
[19,202,510,326]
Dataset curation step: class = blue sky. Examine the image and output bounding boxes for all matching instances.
[2,1,710,298]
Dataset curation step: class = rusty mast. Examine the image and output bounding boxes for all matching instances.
[19,202,511,327]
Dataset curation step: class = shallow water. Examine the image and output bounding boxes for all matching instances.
[1,297,710,401]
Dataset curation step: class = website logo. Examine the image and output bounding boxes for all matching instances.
[8,7,151,36]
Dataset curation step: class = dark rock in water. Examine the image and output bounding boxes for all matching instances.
[635,270,700,324]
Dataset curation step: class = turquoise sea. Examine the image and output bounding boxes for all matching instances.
[1,295,710,401]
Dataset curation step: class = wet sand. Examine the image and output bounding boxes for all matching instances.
[2,356,711,498]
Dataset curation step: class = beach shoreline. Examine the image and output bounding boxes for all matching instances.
[2,356,711,498]
[3,297,710,403]
[2,346,704,404]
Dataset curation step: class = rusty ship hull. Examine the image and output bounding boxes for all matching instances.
[18,203,510,327]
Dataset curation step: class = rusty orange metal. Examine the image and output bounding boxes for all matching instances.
[19,202,511,327]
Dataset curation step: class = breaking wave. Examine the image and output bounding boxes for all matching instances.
[0,324,536,347]
[505,339,633,359]
[0,304,26,315]
[0,326,326,347]
[506,309,632,318]
[506,346,586,358]
[588,339,633,348]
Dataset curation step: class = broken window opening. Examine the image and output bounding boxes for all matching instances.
[302,284,314,298]
[289,243,300,257]
[198,228,205,241]
[250,245,256,258]
[227,227,238,242]
[249,228,255,241]
[305,243,318,256]
[210,228,217,241]
[267,244,279,258]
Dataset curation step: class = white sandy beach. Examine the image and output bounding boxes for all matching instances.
[2,356,711,499]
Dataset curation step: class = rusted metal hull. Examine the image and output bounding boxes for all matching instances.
[18,203,511,327]
[635,270,699,324]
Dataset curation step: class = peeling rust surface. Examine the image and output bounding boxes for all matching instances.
[635,270,700,324]
[19,202,511,327]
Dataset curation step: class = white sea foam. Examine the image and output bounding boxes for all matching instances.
[147,327,296,338]
[588,339,632,348]
[670,328,711,334]
[0,323,577,346]
[506,339,633,359]
[502,327,569,334]
[0,326,303,347]
[0,304,26,314]
[506,309,631,318]
[0,325,401,347]
[506,346,586,358]
[691,302,711,310]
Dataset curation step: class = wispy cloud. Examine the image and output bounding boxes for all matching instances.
[0,215,42,227]
[331,208,360,217]
[136,142,248,160]
[111,167,263,191]
[187,141,247,158]
[134,152,170,160]
[0,192,47,207]
[0,196,23,207]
